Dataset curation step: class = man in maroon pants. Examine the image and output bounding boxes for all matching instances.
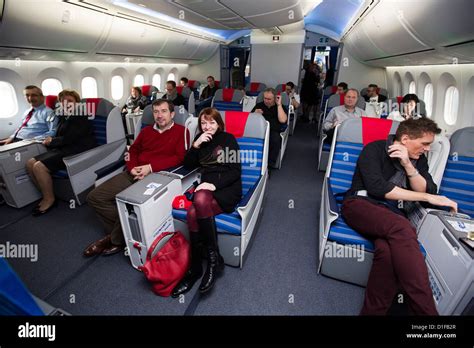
[341,118,457,315]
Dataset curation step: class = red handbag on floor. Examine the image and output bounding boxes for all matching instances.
[138,231,190,297]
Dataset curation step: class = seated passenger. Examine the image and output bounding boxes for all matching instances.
[341,118,457,315]
[387,94,422,121]
[180,77,189,87]
[172,107,242,297]
[84,100,187,257]
[285,81,300,110]
[251,88,288,167]
[200,76,219,101]
[336,82,348,95]
[364,84,387,103]
[0,85,57,145]
[322,88,364,143]
[121,86,148,116]
[26,90,96,216]
[162,80,186,107]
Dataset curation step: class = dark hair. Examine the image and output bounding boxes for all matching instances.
[152,99,174,113]
[206,76,215,81]
[132,86,142,96]
[368,84,378,89]
[395,117,441,141]
[337,82,348,90]
[180,77,188,84]
[24,85,43,96]
[401,93,419,104]
[166,80,177,88]
[198,107,225,133]
[286,82,295,89]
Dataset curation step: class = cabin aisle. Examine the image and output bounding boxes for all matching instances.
[0,122,364,315]
[192,121,365,315]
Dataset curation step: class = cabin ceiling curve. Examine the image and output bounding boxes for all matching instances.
[342,0,474,67]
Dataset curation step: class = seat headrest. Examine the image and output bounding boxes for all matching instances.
[256,91,289,106]
[246,82,266,92]
[327,93,345,108]
[176,86,192,98]
[188,80,199,89]
[142,104,154,126]
[219,111,267,139]
[173,105,189,126]
[214,88,245,103]
[337,117,399,144]
[45,95,58,110]
[449,127,474,157]
[80,98,114,118]
[141,85,158,97]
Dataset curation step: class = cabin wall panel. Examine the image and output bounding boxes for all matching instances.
[187,49,221,85]
[337,47,387,93]
[0,60,190,120]
[250,43,303,89]
[386,65,474,133]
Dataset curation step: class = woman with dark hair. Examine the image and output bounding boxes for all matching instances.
[388,94,423,121]
[26,89,96,216]
[172,107,242,297]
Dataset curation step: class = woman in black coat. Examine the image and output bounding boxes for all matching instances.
[26,89,96,216]
[172,107,242,297]
[300,62,321,122]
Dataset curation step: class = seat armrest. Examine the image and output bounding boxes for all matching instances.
[94,159,125,179]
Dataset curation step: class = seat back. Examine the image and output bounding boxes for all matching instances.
[245,82,267,96]
[81,98,115,145]
[188,80,201,99]
[328,118,399,202]
[219,111,268,196]
[325,85,338,96]
[45,95,58,110]
[176,86,195,113]
[212,88,245,111]
[140,85,158,102]
[439,127,474,217]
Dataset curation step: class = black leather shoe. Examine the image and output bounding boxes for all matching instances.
[199,248,224,294]
[196,217,224,294]
[102,243,125,256]
[32,200,57,217]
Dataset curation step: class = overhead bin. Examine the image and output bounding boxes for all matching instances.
[0,0,108,52]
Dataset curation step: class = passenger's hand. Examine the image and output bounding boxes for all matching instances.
[426,194,458,213]
[132,165,151,180]
[193,132,213,148]
[254,108,263,114]
[0,137,13,145]
[195,182,216,192]
[388,143,410,166]
[42,137,53,146]
[276,95,282,106]
[133,107,140,113]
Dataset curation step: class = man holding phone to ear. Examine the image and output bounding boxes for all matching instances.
[341,118,457,316]
[251,88,287,167]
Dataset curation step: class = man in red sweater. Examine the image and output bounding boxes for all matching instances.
[84,99,188,256]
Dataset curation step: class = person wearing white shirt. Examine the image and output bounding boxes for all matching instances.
[285,82,300,110]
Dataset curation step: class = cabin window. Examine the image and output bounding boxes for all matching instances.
[0,81,18,119]
[134,74,145,86]
[444,86,459,126]
[408,81,416,94]
[152,74,162,90]
[167,73,176,82]
[111,75,124,100]
[41,78,63,96]
[423,83,433,118]
[81,77,98,98]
